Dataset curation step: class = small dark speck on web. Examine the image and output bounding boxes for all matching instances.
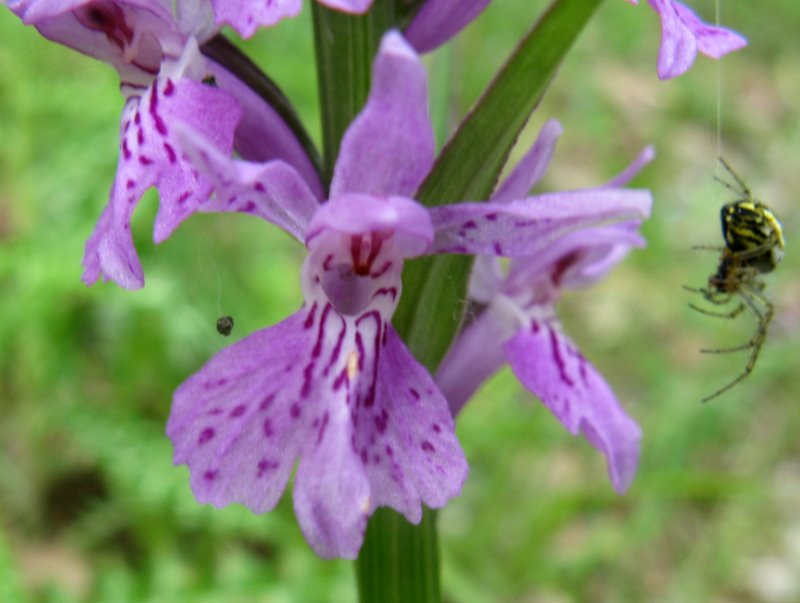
[216,316,234,336]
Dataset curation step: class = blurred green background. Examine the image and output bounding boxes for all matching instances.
[1,0,799,601]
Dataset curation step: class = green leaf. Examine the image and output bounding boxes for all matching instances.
[419,0,606,207]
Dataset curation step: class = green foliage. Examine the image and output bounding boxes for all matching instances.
[1,1,800,602]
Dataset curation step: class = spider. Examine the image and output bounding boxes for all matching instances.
[685,158,785,402]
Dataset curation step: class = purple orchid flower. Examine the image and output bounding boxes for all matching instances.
[5,0,323,289]
[165,31,652,558]
[627,0,747,79]
[436,120,655,494]
[211,0,372,39]
[404,0,744,80]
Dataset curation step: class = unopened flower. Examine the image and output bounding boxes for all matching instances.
[5,0,322,288]
[436,120,654,493]
[166,31,652,557]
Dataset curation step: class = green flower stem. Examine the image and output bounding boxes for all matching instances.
[356,508,440,603]
[311,0,398,186]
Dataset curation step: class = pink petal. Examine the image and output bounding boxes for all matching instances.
[647,0,746,79]
[504,322,641,492]
[504,223,646,294]
[429,189,652,258]
[175,124,319,243]
[435,305,511,416]
[404,0,490,53]
[207,60,325,201]
[306,194,433,258]
[167,311,311,514]
[492,119,563,204]
[210,0,302,38]
[316,0,372,14]
[330,30,435,199]
[364,326,468,516]
[82,75,241,288]
[672,1,747,59]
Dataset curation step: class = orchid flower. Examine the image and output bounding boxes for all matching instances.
[5,0,322,289]
[404,0,745,80]
[436,120,654,493]
[165,31,652,558]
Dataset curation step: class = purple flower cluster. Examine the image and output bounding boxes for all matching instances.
[4,0,743,559]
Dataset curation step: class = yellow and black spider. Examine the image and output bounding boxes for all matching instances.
[685,158,785,402]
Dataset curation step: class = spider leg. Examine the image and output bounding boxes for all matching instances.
[700,287,774,402]
[691,245,726,252]
[716,157,752,198]
[689,302,746,319]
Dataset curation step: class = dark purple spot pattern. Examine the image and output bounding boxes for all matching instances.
[198,427,215,445]
[548,325,574,388]
[256,459,279,478]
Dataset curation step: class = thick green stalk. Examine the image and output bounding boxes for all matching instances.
[356,508,440,602]
[311,0,397,186]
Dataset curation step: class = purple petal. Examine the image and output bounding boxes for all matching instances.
[504,322,641,492]
[167,311,310,514]
[672,1,747,59]
[174,125,319,242]
[174,0,217,40]
[649,0,697,79]
[647,0,746,79]
[18,0,180,88]
[82,75,241,288]
[295,325,467,557]
[429,188,652,258]
[435,305,512,416]
[504,223,646,295]
[306,194,433,258]
[9,0,96,22]
[603,145,655,188]
[492,119,563,203]
[404,0,490,53]
[169,299,466,558]
[210,0,302,38]
[207,61,325,201]
[364,326,468,517]
[330,30,435,199]
[467,255,504,303]
[293,395,372,559]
